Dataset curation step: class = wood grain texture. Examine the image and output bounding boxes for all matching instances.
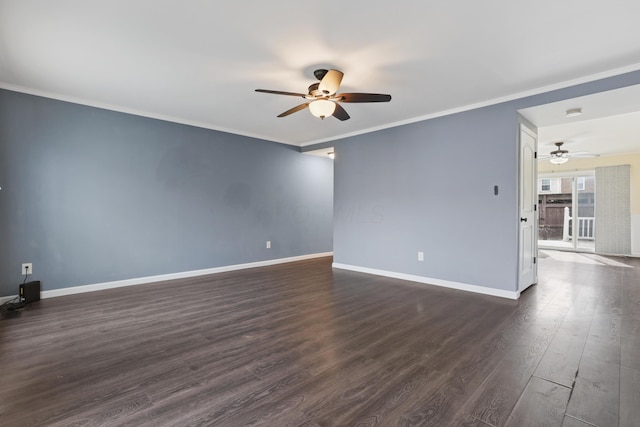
[504,376,571,427]
[533,287,597,388]
[1,252,638,426]
[621,315,640,370]
[620,365,640,427]
[565,356,620,427]
[561,415,596,426]
[457,308,569,427]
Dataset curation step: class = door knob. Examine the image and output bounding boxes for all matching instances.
[520,217,528,222]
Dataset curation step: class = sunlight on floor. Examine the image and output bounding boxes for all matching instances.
[540,250,633,268]
[539,240,595,251]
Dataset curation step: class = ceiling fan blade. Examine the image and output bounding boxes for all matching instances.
[337,93,392,103]
[570,153,600,158]
[255,89,307,98]
[277,103,309,117]
[318,69,343,96]
[332,103,350,121]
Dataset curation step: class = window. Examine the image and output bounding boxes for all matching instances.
[538,178,561,193]
[577,176,585,191]
[540,178,551,192]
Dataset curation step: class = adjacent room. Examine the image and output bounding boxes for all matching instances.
[1,2,639,426]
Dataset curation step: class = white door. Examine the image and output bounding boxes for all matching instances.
[519,123,537,292]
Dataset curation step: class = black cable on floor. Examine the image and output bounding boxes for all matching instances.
[0,296,26,313]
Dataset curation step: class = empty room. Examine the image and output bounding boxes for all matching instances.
[1,1,639,426]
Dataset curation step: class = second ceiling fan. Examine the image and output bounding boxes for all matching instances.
[539,141,599,164]
[255,69,391,121]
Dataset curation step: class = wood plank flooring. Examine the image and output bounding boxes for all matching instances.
[1,250,638,426]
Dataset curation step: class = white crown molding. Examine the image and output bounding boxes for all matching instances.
[299,62,640,147]
[0,82,297,147]
[3,62,640,148]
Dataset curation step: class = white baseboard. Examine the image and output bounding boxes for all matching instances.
[332,263,520,300]
[1,252,333,301]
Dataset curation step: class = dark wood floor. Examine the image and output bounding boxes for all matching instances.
[1,251,638,426]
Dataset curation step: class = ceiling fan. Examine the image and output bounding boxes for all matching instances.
[255,69,391,121]
[538,141,599,164]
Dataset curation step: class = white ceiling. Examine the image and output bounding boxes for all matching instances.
[1,1,640,147]
[520,84,640,158]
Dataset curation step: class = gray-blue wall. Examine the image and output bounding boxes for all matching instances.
[4,69,640,298]
[333,103,518,290]
[328,70,640,292]
[0,90,333,296]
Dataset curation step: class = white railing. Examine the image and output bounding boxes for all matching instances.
[562,207,595,241]
[576,217,595,240]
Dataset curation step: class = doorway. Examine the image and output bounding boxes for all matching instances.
[538,172,595,252]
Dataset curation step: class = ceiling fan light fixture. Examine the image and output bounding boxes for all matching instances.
[565,108,582,118]
[549,154,569,164]
[309,99,336,119]
[255,69,391,121]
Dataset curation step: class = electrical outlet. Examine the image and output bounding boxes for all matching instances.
[22,263,33,275]
[266,241,271,249]
[418,252,424,261]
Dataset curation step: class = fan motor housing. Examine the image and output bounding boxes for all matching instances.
[307,83,323,97]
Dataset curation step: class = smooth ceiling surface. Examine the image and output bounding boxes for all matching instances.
[537,111,640,158]
[520,84,640,158]
[1,1,640,146]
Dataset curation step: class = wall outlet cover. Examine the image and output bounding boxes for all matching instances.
[22,263,33,275]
